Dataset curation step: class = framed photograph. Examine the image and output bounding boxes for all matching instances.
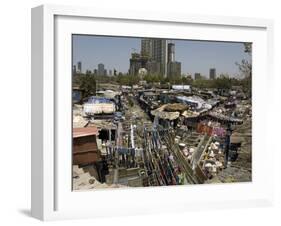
[31,4,274,221]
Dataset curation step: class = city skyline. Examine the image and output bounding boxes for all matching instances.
[73,35,251,78]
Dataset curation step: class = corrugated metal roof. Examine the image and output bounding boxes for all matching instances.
[73,127,99,138]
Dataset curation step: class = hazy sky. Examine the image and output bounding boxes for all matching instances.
[72,35,251,78]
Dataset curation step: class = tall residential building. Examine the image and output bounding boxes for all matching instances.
[98,63,105,76]
[146,61,161,75]
[167,42,181,78]
[139,38,168,77]
[167,43,175,63]
[72,65,77,75]
[194,73,201,80]
[209,68,216,79]
[151,39,167,77]
[77,61,82,73]
[141,39,152,57]
[138,38,184,78]
[167,62,181,79]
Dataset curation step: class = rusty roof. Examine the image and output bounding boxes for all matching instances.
[73,127,99,138]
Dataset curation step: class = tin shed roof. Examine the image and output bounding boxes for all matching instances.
[73,127,99,138]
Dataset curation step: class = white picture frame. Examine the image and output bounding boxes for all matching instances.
[31,4,274,221]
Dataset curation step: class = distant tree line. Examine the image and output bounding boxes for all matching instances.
[74,71,251,97]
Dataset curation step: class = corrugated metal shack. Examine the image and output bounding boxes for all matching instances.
[73,127,101,165]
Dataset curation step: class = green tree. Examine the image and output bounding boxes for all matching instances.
[213,76,232,89]
[79,74,96,98]
[236,42,252,95]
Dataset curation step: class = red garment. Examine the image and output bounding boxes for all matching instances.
[196,123,213,136]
